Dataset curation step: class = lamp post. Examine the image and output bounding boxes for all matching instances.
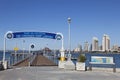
[2,31,13,70]
[28,44,31,67]
[3,34,6,62]
[28,43,35,67]
[63,17,75,70]
[14,45,19,64]
[22,39,25,59]
[68,17,71,61]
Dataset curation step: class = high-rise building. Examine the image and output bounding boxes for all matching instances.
[84,41,89,52]
[89,44,92,52]
[102,34,110,51]
[92,37,99,51]
[78,44,82,52]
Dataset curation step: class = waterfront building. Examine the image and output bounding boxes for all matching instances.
[84,41,89,52]
[102,34,110,51]
[92,37,99,51]
[78,44,82,52]
[74,44,82,52]
[74,47,80,52]
[111,44,119,52]
[118,47,120,52]
[89,44,92,52]
[99,45,102,51]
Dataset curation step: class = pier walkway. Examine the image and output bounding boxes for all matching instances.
[31,55,56,66]
[13,55,57,67]
[13,57,29,67]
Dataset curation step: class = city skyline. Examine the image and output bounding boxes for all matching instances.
[0,0,120,50]
[74,34,120,52]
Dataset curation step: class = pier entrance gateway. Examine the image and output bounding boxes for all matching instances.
[2,31,65,68]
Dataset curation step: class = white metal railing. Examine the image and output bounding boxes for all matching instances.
[30,55,37,64]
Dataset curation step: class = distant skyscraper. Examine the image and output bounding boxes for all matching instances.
[74,44,82,52]
[78,44,82,52]
[111,44,118,52]
[102,34,110,51]
[89,44,92,52]
[92,37,99,51]
[84,41,89,52]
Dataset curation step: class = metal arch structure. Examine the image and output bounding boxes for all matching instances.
[3,31,65,64]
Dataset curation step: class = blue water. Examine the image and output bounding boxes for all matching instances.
[0,51,25,65]
[0,51,11,61]
[1,51,120,68]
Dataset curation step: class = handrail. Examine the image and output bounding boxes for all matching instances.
[30,55,37,64]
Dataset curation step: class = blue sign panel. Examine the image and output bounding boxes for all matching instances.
[91,56,113,64]
[12,32,57,39]
[6,31,62,40]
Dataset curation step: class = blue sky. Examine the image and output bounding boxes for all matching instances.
[0,0,120,50]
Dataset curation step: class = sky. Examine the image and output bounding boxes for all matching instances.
[0,0,120,50]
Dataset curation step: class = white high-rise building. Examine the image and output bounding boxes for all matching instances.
[102,34,110,51]
[92,37,99,51]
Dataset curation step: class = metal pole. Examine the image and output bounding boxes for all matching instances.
[68,22,71,54]
[22,39,25,59]
[60,33,65,61]
[68,17,71,61]
[23,48,24,59]
[28,44,31,67]
[15,51,17,63]
[62,36,64,51]
[3,34,6,62]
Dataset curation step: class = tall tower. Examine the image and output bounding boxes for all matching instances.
[78,44,82,52]
[102,34,110,51]
[92,37,99,51]
[84,41,89,52]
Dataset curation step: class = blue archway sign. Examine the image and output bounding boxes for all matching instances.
[6,31,62,40]
[3,31,64,68]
